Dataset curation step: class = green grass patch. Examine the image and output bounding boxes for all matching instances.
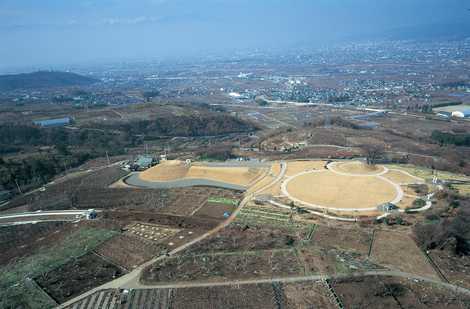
[242,207,290,218]
[207,196,239,206]
[0,227,118,309]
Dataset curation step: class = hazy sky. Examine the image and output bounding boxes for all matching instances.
[0,0,469,70]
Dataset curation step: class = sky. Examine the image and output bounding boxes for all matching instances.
[0,0,469,70]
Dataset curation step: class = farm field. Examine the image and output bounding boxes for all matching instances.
[296,246,337,274]
[63,282,338,309]
[141,248,304,284]
[142,222,382,286]
[310,225,373,256]
[332,276,470,308]
[171,284,279,309]
[0,222,69,266]
[192,201,237,219]
[102,210,220,230]
[187,221,309,254]
[126,222,180,242]
[297,245,382,275]
[95,234,167,270]
[370,231,440,280]
[283,281,337,308]
[35,252,125,304]
[0,226,117,309]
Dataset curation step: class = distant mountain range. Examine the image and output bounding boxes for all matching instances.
[0,71,97,91]
[381,22,470,41]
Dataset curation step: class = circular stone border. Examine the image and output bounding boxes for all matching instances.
[281,166,403,212]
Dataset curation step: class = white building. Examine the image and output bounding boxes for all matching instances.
[451,109,470,118]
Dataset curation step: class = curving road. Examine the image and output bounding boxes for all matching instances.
[124,173,247,191]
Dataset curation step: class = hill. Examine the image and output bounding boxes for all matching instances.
[0,71,97,91]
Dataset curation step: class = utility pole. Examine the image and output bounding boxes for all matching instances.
[14,179,23,194]
[105,151,110,165]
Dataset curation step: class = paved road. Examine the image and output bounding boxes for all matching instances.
[122,270,470,295]
[0,210,91,220]
[0,210,94,226]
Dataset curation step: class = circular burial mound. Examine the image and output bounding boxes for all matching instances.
[285,171,398,211]
[332,161,385,176]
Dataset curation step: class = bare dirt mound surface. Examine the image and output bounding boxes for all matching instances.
[334,161,384,175]
[286,171,397,210]
[284,160,327,177]
[139,160,263,186]
[140,160,189,181]
[187,165,261,186]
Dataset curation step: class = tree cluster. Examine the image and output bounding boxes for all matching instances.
[100,114,255,138]
[431,130,470,147]
[414,196,470,255]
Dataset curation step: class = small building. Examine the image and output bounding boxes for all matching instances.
[451,109,470,118]
[378,203,398,213]
[131,155,158,171]
[33,117,72,127]
[86,209,97,220]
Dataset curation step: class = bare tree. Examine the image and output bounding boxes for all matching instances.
[363,144,385,165]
